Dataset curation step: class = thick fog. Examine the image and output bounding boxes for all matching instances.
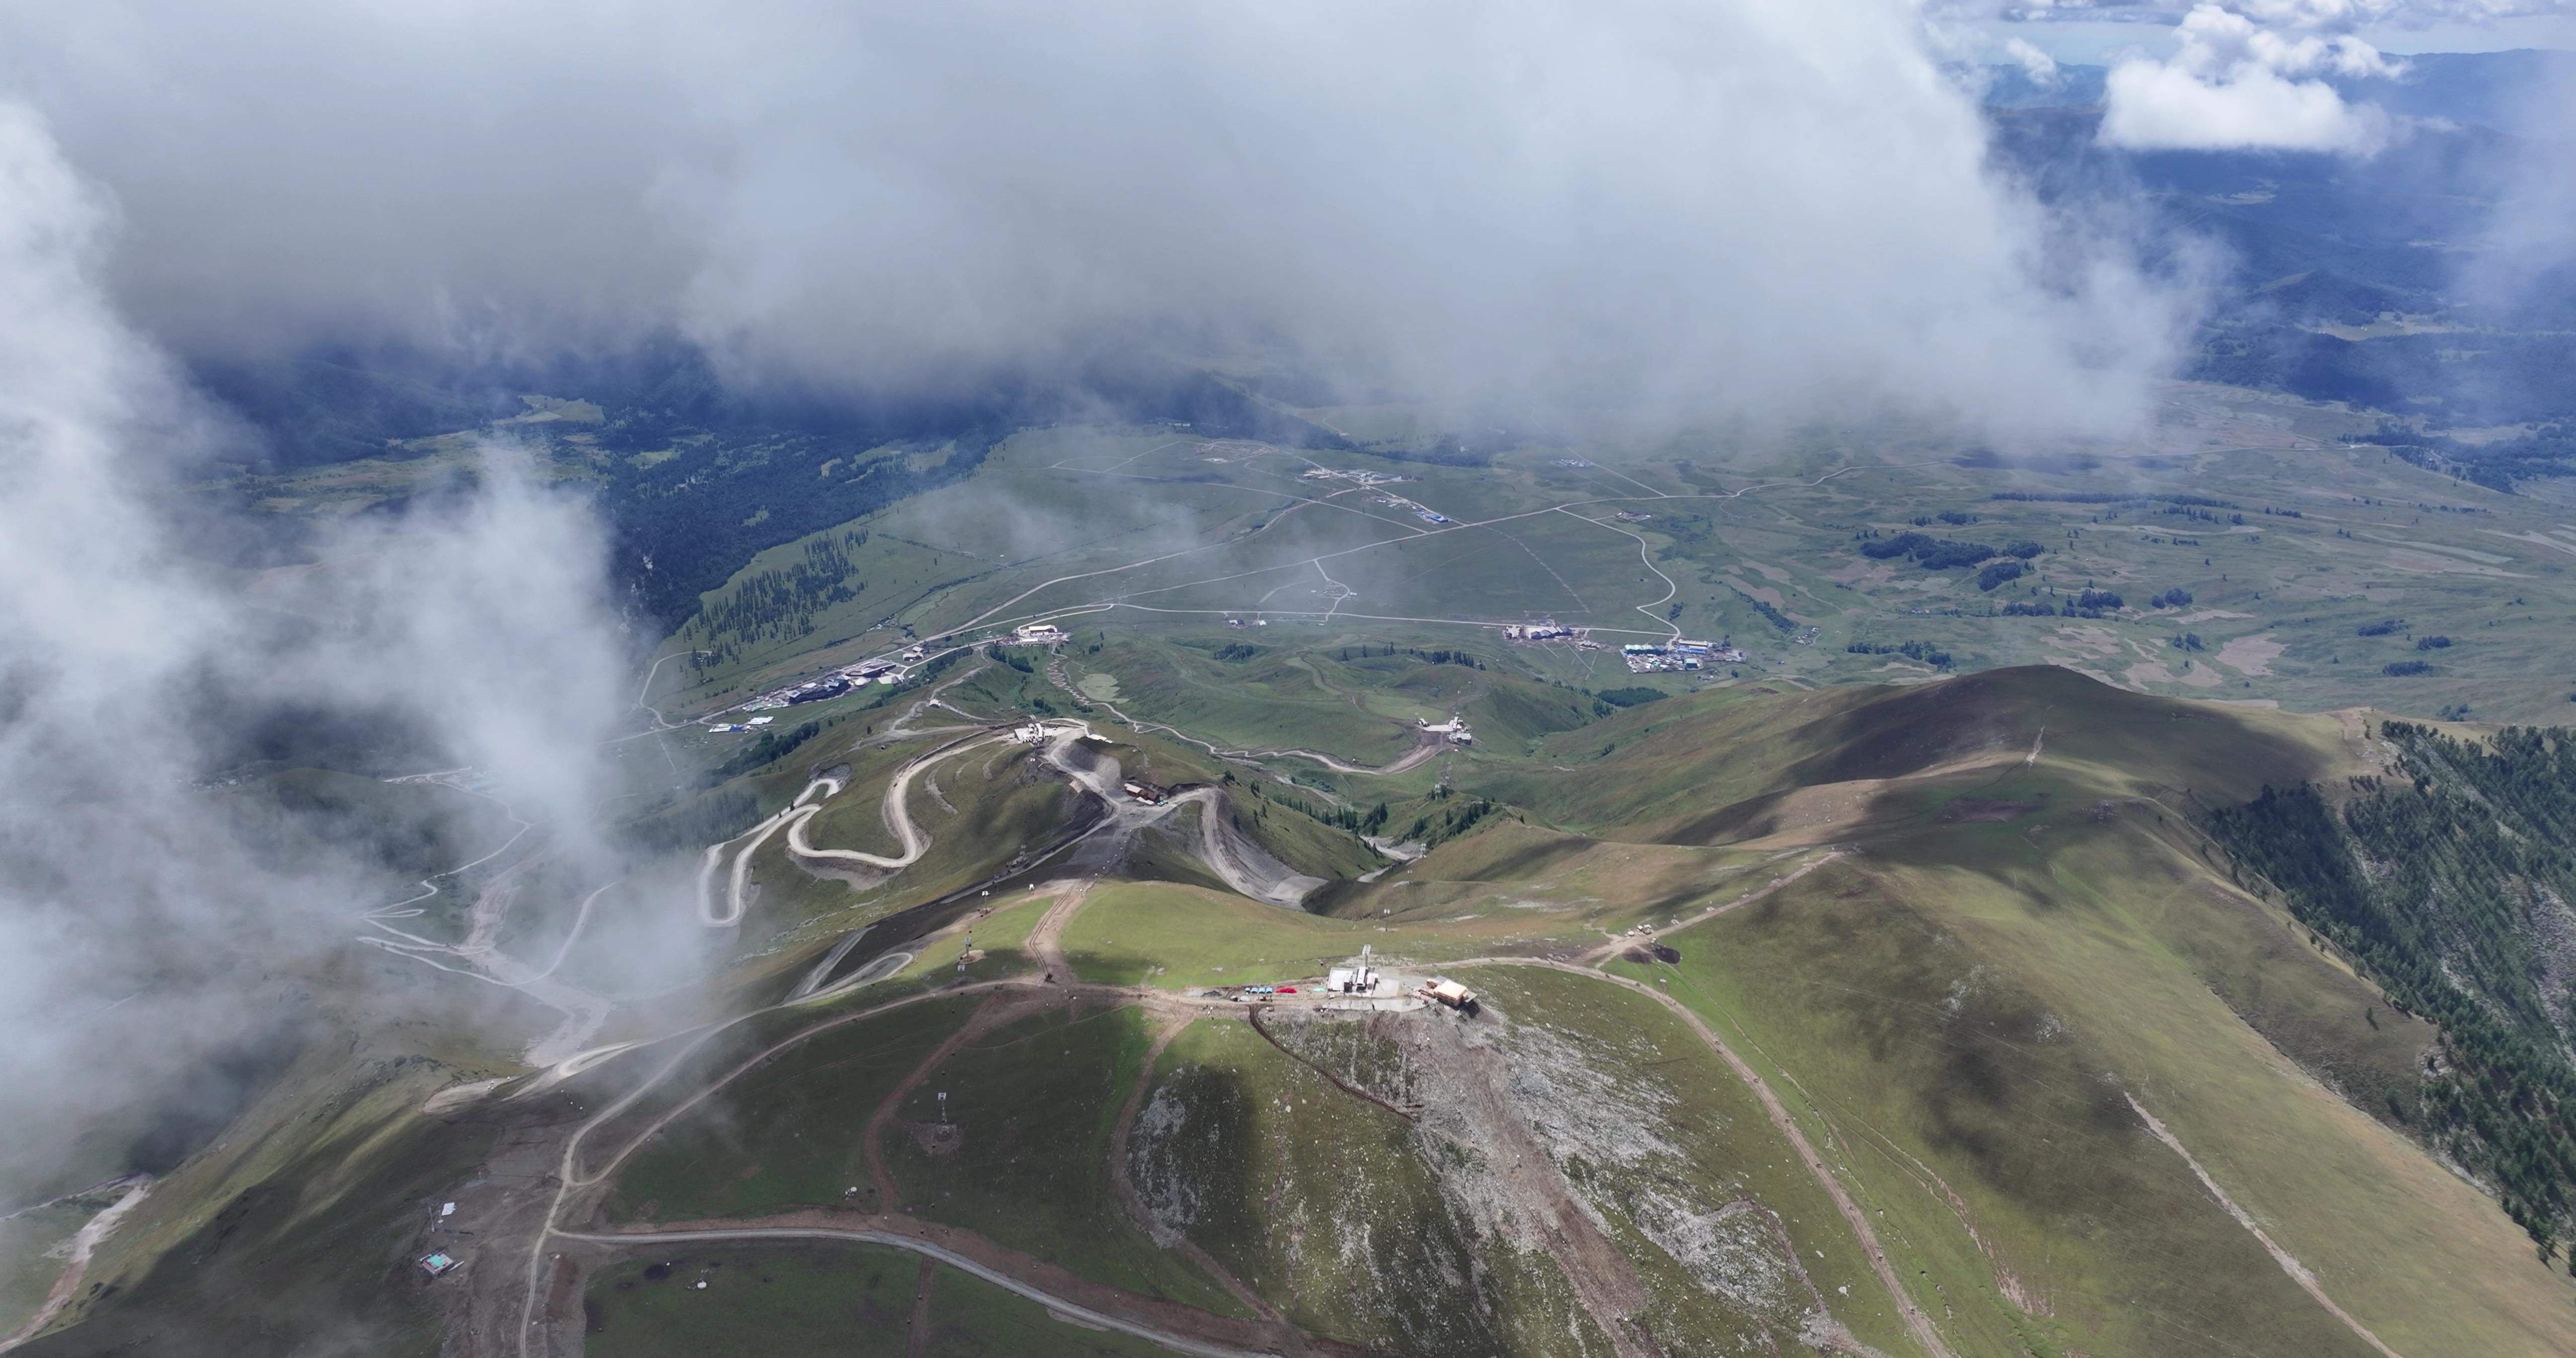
[0,0,2196,435]
[0,104,630,1198]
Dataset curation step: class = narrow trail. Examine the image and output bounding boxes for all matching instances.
[1576,849,1845,966]
[552,1224,1288,1358]
[2125,1093,2406,1358]
[1041,651,1423,785]
[517,981,1018,1357]
[1024,881,1094,979]
[862,993,1024,1211]
[1246,741,1440,778]
[513,975,1355,1357]
[903,1257,936,1358]
[714,454,1949,743]
[1109,1019,1285,1326]
[1464,957,1959,1358]
[0,1177,150,1353]
[1181,789,1328,908]
[1556,505,1681,644]
[1246,1007,1420,1123]
[697,724,1063,928]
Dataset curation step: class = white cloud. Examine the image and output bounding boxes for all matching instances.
[0,0,2193,438]
[0,101,631,1196]
[2004,35,2067,83]
[2101,2,2399,151]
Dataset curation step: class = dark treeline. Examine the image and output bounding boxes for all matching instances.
[1845,640,1952,668]
[707,719,823,782]
[619,787,761,855]
[200,342,1355,629]
[2208,723,2576,1265]
[692,531,871,652]
[1234,778,1386,836]
[2361,419,2576,493]
[1340,644,1486,669]
[613,429,1002,627]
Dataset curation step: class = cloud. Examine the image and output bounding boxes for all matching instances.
[2101,2,2400,151]
[0,0,2194,438]
[1969,0,2568,23]
[2460,44,2576,314]
[0,101,632,1197]
[2004,36,2068,85]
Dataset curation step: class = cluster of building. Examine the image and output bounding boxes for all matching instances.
[1419,716,1474,745]
[1621,639,1745,673]
[1294,468,1457,526]
[740,657,907,715]
[1299,467,1415,487]
[1500,622,1584,643]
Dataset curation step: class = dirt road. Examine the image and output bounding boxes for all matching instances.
[553,1224,1289,1358]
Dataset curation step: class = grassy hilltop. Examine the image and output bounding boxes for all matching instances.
[29,400,2576,1354]
[22,658,2576,1357]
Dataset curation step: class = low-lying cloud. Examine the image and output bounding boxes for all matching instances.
[0,102,630,1199]
[1,0,2195,437]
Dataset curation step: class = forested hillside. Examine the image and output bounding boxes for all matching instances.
[2211,723,2576,1265]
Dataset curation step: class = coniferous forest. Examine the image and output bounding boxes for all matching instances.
[2210,723,2576,1266]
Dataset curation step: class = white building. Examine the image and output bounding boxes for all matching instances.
[1327,945,1383,994]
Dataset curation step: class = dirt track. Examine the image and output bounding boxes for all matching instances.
[1471,957,1959,1358]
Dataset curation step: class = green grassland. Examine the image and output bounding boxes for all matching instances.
[878,1003,1248,1317]
[1131,1017,1600,1356]
[1554,673,2576,1355]
[15,1052,501,1358]
[643,390,2576,738]
[585,1244,918,1357]
[0,1202,94,1337]
[890,889,1055,983]
[729,738,1087,954]
[1063,881,1356,987]
[917,1260,1178,1357]
[1449,965,1919,1355]
[86,387,2576,1354]
[607,995,981,1222]
[1626,839,2575,1357]
[584,1239,1181,1357]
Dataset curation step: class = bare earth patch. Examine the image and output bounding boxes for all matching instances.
[2214,632,2284,676]
[1940,797,2043,823]
[2125,658,2222,689]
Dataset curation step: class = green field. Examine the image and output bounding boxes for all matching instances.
[47,389,2576,1355]
[584,1241,1179,1357]
[879,1003,1248,1317]
[1063,881,1412,988]
[607,996,981,1222]
[1132,1017,1594,1356]
[628,400,2576,737]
